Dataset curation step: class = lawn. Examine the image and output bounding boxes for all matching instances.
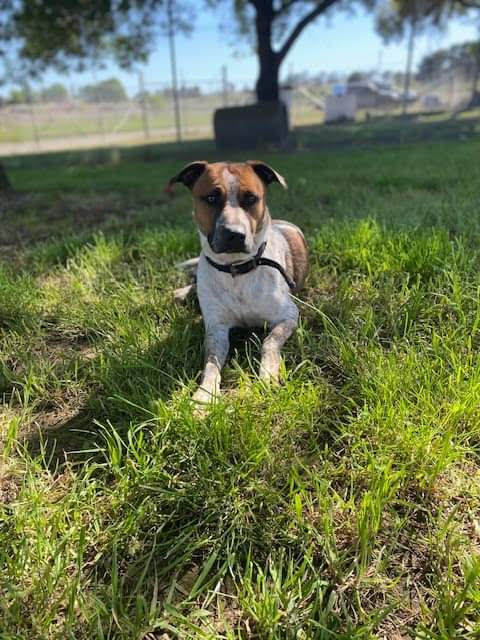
[1,118,480,639]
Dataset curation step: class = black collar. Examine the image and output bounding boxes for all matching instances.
[205,241,296,291]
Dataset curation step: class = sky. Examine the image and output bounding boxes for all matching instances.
[23,5,480,95]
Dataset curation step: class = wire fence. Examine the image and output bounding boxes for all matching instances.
[0,71,475,156]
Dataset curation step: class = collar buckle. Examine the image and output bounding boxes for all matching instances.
[230,262,242,277]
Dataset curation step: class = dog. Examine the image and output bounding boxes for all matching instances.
[169,160,308,407]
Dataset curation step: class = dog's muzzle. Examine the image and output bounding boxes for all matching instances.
[209,224,247,254]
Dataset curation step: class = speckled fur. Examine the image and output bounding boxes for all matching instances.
[169,161,308,407]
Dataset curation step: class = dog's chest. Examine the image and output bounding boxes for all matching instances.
[197,257,292,328]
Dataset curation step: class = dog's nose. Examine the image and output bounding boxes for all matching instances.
[213,226,247,253]
[223,228,246,246]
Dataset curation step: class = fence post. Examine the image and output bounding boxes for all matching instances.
[402,18,416,116]
[222,65,229,107]
[23,80,40,151]
[138,71,150,140]
[167,0,182,143]
[91,73,106,143]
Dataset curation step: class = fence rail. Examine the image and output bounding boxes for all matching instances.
[0,73,474,156]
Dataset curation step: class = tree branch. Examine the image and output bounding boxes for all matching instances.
[274,0,299,16]
[276,0,341,63]
[456,0,480,7]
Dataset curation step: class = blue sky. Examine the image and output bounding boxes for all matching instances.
[33,6,480,95]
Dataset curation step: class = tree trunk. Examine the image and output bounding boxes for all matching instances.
[254,1,279,102]
[402,18,416,116]
[256,51,280,102]
[0,161,12,193]
[252,0,340,103]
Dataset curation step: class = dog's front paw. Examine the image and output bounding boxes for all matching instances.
[192,387,215,404]
[259,353,281,384]
[192,386,219,417]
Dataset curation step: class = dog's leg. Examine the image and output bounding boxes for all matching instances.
[259,316,297,383]
[193,324,230,406]
[174,255,199,303]
[173,283,195,303]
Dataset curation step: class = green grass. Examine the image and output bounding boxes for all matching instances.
[1,119,480,638]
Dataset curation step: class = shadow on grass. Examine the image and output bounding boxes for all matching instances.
[2,110,479,261]
[22,309,351,472]
[23,305,205,465]
[9,109,480,467]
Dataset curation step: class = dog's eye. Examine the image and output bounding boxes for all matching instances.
[242,193,258,208]
[204,192,219,205]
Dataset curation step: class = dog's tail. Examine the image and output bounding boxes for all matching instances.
[175,256,200,274]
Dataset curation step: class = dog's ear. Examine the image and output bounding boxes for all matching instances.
[169,161,208,190]
[246,161,287,189]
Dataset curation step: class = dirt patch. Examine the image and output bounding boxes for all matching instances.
[32,402,85,433]
[0,474,20,505]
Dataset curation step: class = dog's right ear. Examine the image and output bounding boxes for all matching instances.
[168,161,208,190]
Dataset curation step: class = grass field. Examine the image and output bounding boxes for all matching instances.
[1,118,480,639]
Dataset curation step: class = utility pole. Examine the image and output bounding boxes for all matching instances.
[221,65,229,107]
[92,70,106,142]
[402,17,416,116]
[22,80,40,150]
[167,0,182,143]
[137,71,150,140]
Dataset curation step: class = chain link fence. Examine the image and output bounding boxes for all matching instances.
[0,71,476,156]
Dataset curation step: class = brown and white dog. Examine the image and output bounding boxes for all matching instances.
[169,160,308,407]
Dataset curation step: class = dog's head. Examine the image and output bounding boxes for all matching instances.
[168,160,287,255]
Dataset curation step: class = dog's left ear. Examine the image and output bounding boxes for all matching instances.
[168,161,208,190]
[246,161,287,189]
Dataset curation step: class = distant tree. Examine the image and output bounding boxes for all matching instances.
[40,83,69,102]
[0,0,194,191]
[376,1,480,109]
[209,1,369,102]
[417,41,479,80]
[179,85,201,97]
[348,71,369,83]
[79,77,127,102]
[1,0,379,105]
[375,0,451,112]
[284,70,312,87]
[0,1,193,74]
[416,47,449,81]
[327,71,342,84]
[7,87,29,104]
[145,92,166,109]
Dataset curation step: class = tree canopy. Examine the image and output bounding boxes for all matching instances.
[40,83,69,102]
[210,0,367,100]
[0,0,193,74]
[1,0,372,102]
[417,40,480,80]
[375,0,479,41]
[79,77,127,102]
